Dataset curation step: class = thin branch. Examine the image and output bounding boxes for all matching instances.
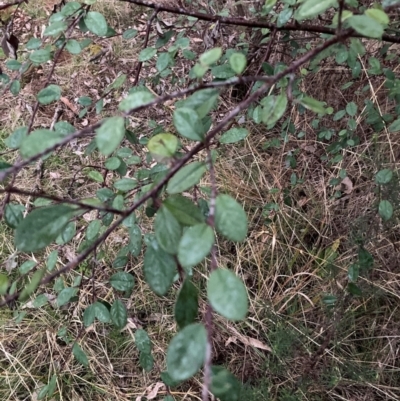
[120,0,400,44]
[0,186,125,215]
[0,0,27,11]
[132,10,158,85]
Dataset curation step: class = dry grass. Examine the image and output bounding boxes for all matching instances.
[1,0,400,400]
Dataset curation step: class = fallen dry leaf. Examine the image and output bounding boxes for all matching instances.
[146,382,165,400]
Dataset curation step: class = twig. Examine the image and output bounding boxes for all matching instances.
[120,0,400,44]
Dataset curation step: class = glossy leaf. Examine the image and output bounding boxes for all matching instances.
[57,287,78,307]
[173,107,205,141]
[135,329,152,353]
[155,205,182,254]
[207,268,248,321]
[119,90,154,111]
[73,343,89,366]
[4,203,24,228]
[143,240,176,296]
[215,194,248,242]
[176,89,219,118]
[37,84,62,105]
[15,205,73,252]
[375,169,393,184]
[295,0,337,20]
[178,223,214,268]
[166,323,207,381]
[167,162,207,194]
[229,52,247,74]
[347,15,383,39]
[175,279,198,329]
[109,272,135,292]
[163,195,205,226]
[148,133,179,163]
[262,94,287,126]
[20,129,64,159]
[378,200,393,221]
[139,47,157,61]
[84,11,108,36]
[111,299,127,329]
[29,49,51,64]
[96,116,125,156]
[219,127,248,144]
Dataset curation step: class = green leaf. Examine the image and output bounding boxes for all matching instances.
[46,375,57,398]
[210,366,241,401]
[347,15,383,39]
[163,195,205,226]
[83,304,96,327]
[262,94,288,126]
[4,203,24,228]
[54,121,75,136]
[19,260,37,275]
[388,118,400,132]
[135,329,152,353]
[176,89,219,118]
[347,282,362,296]
[5,126,28,149]
[358,247,373,271]
[96,116,125,156]
[295,0,337,20]
[5,59,22,71]
[167,162,207,194]
[72,343,89,366]
[56,221,76,245]
[15,205,73,252]
[139,47,157,61]
[215,194,248,242]
[86,220,101,241]
[375,169,393,184]
[37,84,62,105]
[29,49,51,64]
[18,268,46,302]
[57,287,78,307]
[156,52,173,72]
[178,223,214,268]
[219,127,248,144]
[139,352,154,372]
[0,274,9,296]
[129,225,142,256]
[119,90,155,112]
[44,21,67,36]
[66,39,82,54]
[20,129,64,159]
[123,28,138,39]
[378,200,393,221]
[175,279,198,329]
[26,38,42,50]
[114,178,137,191]
[143,240,176,296]
[166,323,207,381]
[10,80,21,95]
[84,11,108,36]
[207,268,248,321]
[93,301,110,322]
[299,96,327,114]
[109,272,135,292]
[199,47,222,66]
[148,133,179,163]
[229,52,247,75]
[346,101,357,116]
[173,107,205,141]
[277,8,293,27]
[87,170,103,183]
[46,250,58,271]
[111,299,127,329]
[365,9,389,25]
[105,157,121,170]
[155,205,182,254]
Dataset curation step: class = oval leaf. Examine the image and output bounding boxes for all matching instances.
[166,323,207,381]
[173,107,205,141]
[111,299,127,329]
[96,116,125,156]
[178,223,214,267]
[215,194,248,242]
[37,84,61,105]
[207,268,248,321]
[155,205,182,254]
[219,127,248,144]
[84,11,108,36]
[167,162,207,194]
[15,205,73,252]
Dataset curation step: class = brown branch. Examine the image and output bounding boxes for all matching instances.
[120,0,400,44]
[0,0,27,11]
[132,10,158,86]
[0,186,125,215]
